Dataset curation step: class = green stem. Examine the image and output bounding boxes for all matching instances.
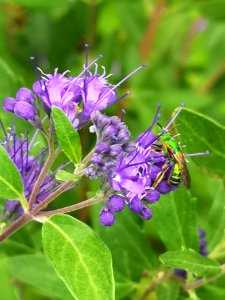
[36,194,104,218]
[0,213,32,244]
[28,136,55,211]
[183,265,225,291]
[19,194,28,211]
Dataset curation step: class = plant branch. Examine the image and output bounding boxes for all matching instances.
[139,269,173,300]
[28,137,55,211]
[0,213,32,244]
[183,265,225,291]
[31,180,75,215]
[36,194,104,218]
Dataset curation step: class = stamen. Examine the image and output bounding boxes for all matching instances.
[165,102,185,130]
[101,64,147,100]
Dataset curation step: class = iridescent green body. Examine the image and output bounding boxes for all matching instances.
[153,131,190,188]
[168,162,181,186]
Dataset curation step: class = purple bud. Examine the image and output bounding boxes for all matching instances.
[3,97,16,112]
[14,101,35,120]
[33,80,43,95]
[91,153,103,165]
[128,197,143,213]
[108,195,125,212]
[100,210,115,226]
[199,239,207,249]
[200,249,208,256]
[16,88,34,103]
[117,129,130,141]
[174,269,187,279]
[103,125,118,139]
[199,229,206,239]
[109,144,122,156]
[140,206,153,220]
[145,189,160,203]
[95,142,109,153]
[156,180,175,194]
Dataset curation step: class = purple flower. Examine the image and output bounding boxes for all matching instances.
[0,125,58,222]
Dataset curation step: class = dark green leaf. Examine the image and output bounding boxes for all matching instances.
[175,108,225,183]
[160,249,221,278]
[52,106,82,164]
[92,205,155,281]
[0,145,24,201]
[151,186,198,251]
[8,254,74,300]
[42,214,114,300]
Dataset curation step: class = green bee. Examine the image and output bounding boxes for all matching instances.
[152,130,191,189]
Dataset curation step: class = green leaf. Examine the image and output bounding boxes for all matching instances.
[8,254,74,300]
[52,106,82,164]
[151,186,198,251]
[160,249,222,278]
[175,108,225,183]
[42,214,115,300]
[0,254,17,300]
[156,280,179,300]
[92,205,155,281]
[55,170,81,182]
[0,145,24,201]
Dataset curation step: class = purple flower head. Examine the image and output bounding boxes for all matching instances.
[3,87,40,126]
[99,208,115,226]
[85,111,135,179]
[0,124,58,222]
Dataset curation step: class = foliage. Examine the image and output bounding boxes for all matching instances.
[0,1,225,300]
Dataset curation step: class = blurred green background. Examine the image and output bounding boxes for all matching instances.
[0,0,224,218]
[0,0,225,299]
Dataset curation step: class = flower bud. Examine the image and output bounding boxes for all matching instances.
[108,195,125,212]
[16,88,34,103]
[3,97,16,112]
[100,210,115,226]
[14,101,35,120]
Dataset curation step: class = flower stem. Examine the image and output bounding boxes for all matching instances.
[36,194,104,217]
[183,265,225,291]
[28,136,55,211]
[31,180,75,215]
[0,213,32,243]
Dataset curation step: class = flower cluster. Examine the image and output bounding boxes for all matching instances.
[0,125,58,222]
[86,104,208,226]
[3,53,144,130]
[85,106,180,225]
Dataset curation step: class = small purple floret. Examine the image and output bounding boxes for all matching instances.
[108,195,125,212]
[14,101,35,120]
[128,197,143,213]
[100,210,115,226]
[140,206,153,220]
[16,88,34,103]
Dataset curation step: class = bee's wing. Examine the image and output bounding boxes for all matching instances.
[174,152,191,189]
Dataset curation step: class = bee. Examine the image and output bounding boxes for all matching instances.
[152,131,190,189]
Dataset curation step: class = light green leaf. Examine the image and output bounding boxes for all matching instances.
[0,145,24,201]
[160,249,222,278]
[42,214,115,300]
[52,106,82,164]
[8,254,74,300]
[55,170,81,182]
[151,186,198,251]
[175,108,225,183]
